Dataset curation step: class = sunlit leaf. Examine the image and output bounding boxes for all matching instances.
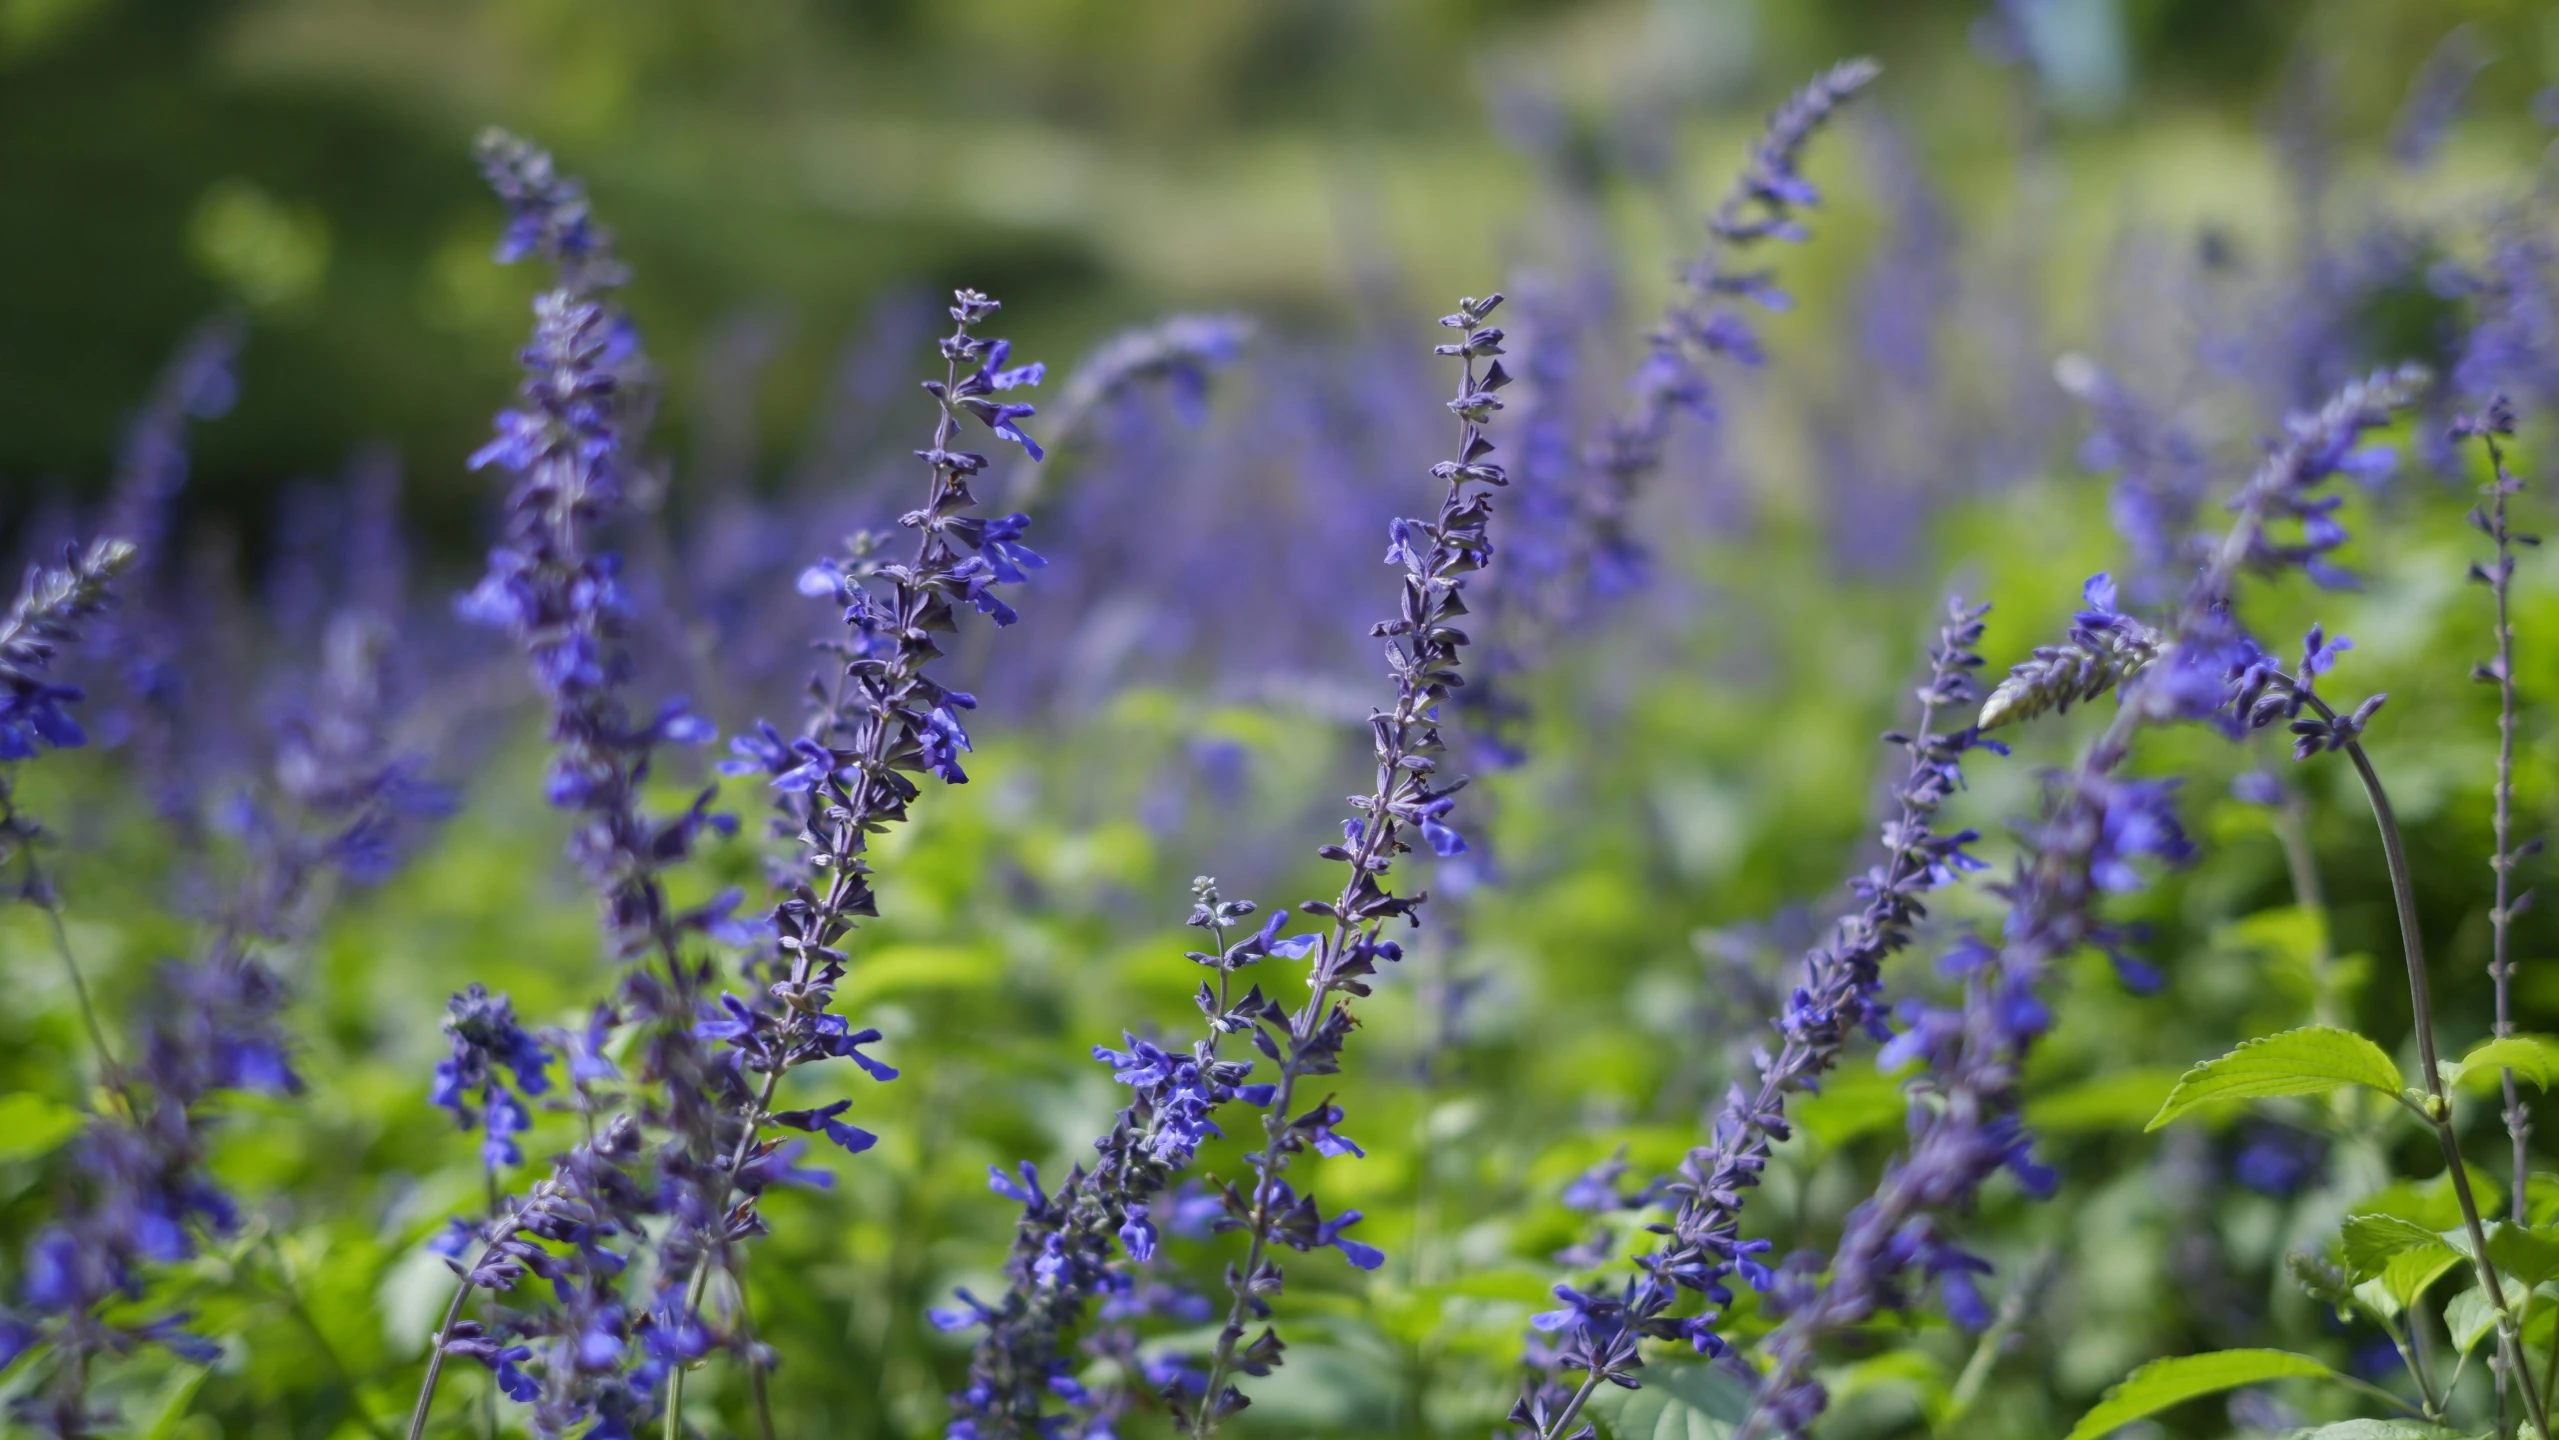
[2341,1214,2464,1314]
[2063,1350,2345,1440]
[2148,1028,2406,1131]
[2444,1035,2559,1091]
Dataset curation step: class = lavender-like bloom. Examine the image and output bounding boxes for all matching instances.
[0,539,136,761]
[433,985,556,1170]
[1978,367,2425,734]
[1009,313,1254,502]
[942,879,1305,1439]
[1512,598,1998,1440]
[2387,25,2487,170]
[414,130,733,1440]
[2052,352,2212,602]
[457,129,723,963]
[1574,59,1876,596]
[2454,396,2538,1218]
[1743,731,2174,1439]
[1744,368,2428,1439]
[2443,223,2559,417]
[1976,573,2159,730]
[1,566,443,1440]
[1172,295,1511,1434]
[938,299,1513,1439]
[98,317,243,570]
[663,287,1046,1411]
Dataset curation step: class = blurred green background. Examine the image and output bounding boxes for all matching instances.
[1,0,2553,551]
[8,3,2559,1440]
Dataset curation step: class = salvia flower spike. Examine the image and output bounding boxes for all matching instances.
[1516,595,2000,1440]
[1575,58,1877,598]
[1170,294,1509,1435]
[943,877,1298,1439]
[674,286,1046,1419]
[1744,367,2428,1439]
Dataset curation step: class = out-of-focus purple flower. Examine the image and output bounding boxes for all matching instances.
[433,985,555,1170]
[0,539,136,760]
[2388,26,2488,171]
[1573,60,1877,600]
[2233,1123,2328,1197]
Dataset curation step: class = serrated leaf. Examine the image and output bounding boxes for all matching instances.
[2342,1215,2449,1279]
[2064,1350,2345,1440]
[0,1091,85,1164]
[2341,1214,2463,1314]
[2445,1035,2559,1090]
[2149,1028,2406,1131]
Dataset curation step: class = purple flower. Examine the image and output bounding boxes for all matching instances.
[1571,60,1877,601]
[432,985,556,1170]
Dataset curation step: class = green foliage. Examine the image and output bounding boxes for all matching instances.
[2061,1349,2347,1440]
[1586,1362,1752,1440]
[2442,1034,2559,1091]
[2147,1027,2408,1131]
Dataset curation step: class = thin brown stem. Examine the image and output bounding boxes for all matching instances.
[2321,713,2550,1438]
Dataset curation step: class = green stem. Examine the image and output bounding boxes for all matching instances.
[13,830,138,1120]
[407,1274,476,1440]
[2324,716,2551,1438]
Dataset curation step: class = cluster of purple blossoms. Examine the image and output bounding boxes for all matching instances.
[434,985,556,1170]
[674,285,1045,1415]
[941,293,1511,1440]
[940,879,1309,1439]
[1510,596,2000,1440]
[0,505,445,1437]
[1738,366,2428,1439]
[418,128,1054,1440]
[1575,59,1876,598]
[421,128,736,1439]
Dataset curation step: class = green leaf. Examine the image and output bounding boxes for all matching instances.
[2357,1168,2508,1229]
[2341,1214,2464,1314]
[2064,1350,2344,1440]
[2445,1283,2513,1358]
[1588,1363,1753,1440]
[0,1092,85,1164]
[2149,1028,2406,1132]
[2343,1214,2450,1278]
[1825,1350,1950,1423]
[2484,1222,2559,1289]
[2445,1035,2559,1091]
[2026,1068,2184,1133]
